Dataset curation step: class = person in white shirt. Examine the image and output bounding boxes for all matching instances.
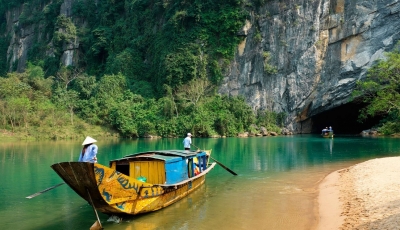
[183,133,192,150]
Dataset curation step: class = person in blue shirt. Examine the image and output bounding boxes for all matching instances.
[183,133,192,150]
[78,136,98,163]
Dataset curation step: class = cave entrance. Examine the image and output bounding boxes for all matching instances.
[310,102,382,135]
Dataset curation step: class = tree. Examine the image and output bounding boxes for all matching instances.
[3,97,31,131]
[162,84,179,118]
[165,43,208,89]
[176,77,212,107]
[56,66,83,89]
[353,45,400,134]
[53,87,79,125]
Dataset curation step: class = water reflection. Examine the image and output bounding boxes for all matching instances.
[1,136,400,230]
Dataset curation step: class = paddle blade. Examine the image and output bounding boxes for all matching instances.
[90,220,103,230]
[25,182,65,199]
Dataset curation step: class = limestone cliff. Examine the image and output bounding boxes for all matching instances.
[3,0,399,133]
[220,0,400,133]
[4,0,80,72]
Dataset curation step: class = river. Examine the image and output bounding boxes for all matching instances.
[1,135,399,230]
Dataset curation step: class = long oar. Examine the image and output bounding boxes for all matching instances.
[210,156,238,176]
[87,189,103,230]
[25,182,65,199]
[192,144,237,176]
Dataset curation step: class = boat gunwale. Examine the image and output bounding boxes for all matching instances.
[51,161,216,189]
[122,150,201,159]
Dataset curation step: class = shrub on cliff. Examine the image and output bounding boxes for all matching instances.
[353,43,400,135]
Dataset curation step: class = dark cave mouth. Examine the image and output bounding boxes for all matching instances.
[310,102,383,135]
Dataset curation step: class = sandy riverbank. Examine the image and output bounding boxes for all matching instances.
[316,157,400,230]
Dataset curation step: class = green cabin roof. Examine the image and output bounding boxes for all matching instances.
[110,150,204,163]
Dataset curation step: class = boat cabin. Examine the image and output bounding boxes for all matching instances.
[109,150,208,185]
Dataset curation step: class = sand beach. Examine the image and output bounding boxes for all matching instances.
[317,157,400,230]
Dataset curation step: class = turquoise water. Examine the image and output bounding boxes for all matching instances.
[1,135,399,230]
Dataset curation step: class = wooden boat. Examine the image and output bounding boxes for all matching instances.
[51,150,216,216]
[321,130,334,138]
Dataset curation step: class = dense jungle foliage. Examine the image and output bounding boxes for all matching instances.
[0,0,248,93]
[0,0,288,139]
[0,64,285,139]
[353,43,400,135]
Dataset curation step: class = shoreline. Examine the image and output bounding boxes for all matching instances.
[316,170,344,230]
[316,157,400,230]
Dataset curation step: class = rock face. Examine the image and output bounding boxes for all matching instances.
[3,0,399,134]
[219,0,400,133]
[5,6,34,72]
[5,0,80,72]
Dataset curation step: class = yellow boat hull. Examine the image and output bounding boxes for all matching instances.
[52,161,215,215]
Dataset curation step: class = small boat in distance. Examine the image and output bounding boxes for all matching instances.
[321,126,334,138]
[51,150,216,216]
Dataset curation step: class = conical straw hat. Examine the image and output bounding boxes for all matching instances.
[82,136,97,145]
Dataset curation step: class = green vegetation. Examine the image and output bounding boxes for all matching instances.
[0,64,285,139]
[0,64,113,139]
[353,44,400,135]
[71,0,248,94]
[263,51,278,74]
[0,0,249,92]
[0,0,287,139]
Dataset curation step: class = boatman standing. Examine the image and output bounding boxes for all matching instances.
[183,133,192,150]
[78,136,98,163]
